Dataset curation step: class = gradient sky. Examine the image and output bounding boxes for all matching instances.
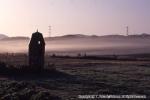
[0,0,150,37]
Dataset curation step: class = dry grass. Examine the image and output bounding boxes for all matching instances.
[0,54,150,99]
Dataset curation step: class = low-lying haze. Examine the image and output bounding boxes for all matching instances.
[0,34,150,55]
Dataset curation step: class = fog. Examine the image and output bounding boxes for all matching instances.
[0,37,150,55]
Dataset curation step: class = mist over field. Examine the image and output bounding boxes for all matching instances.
[0,34,150,55]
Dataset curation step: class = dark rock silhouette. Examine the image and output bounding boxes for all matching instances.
[29,30,45,72]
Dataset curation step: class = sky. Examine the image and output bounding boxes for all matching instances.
[0,0,150,37]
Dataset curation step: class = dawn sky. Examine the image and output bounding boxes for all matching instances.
[0,0,150,37]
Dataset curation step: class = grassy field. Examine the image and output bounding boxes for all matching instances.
[0,54,150,99]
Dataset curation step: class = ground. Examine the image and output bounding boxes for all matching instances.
[0,54,150,99]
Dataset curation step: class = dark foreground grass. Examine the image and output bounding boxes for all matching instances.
[0,80,62,100]
[0,55,150,99]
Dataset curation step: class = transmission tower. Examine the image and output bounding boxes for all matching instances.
[48,25,51,37]
[126,26,129,36]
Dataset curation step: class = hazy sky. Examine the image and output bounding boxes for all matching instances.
[0,0,150,37]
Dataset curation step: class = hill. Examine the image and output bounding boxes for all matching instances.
[0,34,8,39]
[1,33,150,41]
[1,36,29,41]
[45,33,150,41]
